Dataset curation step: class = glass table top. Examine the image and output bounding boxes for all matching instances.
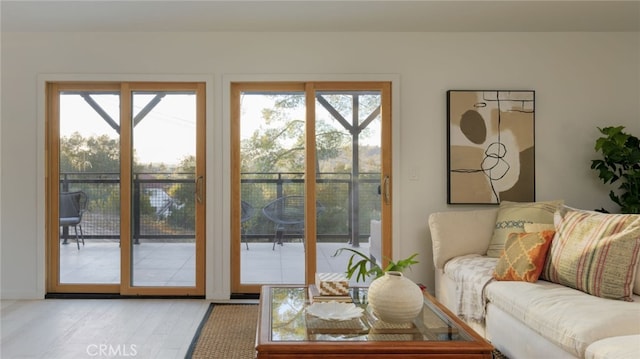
[268,287,474,342]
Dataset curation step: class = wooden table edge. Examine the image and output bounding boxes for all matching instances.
[256,285,494,358]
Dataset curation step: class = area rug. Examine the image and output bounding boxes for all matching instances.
[185,304,259,359]
[186,303,509,359]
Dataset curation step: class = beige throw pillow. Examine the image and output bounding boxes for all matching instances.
[487,200,564,258]
[541,209,640,301]
[524,223,556,232]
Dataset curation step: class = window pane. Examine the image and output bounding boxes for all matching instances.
[315,90,382,286]
[131,92,197,287]
[240,92,306,285]
[58,91,121,284]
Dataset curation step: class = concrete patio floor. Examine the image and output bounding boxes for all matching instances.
[59,240,370,288]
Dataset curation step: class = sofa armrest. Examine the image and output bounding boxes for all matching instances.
[428,209,499,269]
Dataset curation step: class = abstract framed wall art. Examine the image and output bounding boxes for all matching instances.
[447,90,535,204]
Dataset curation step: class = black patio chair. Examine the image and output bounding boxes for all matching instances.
[241,200,254,250]
[262,195,324,250]
[59,191,88,250]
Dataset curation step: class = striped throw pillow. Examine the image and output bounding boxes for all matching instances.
[541,209,640,301]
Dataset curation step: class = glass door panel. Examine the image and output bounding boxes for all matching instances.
[131,91,197,287]
[58,91,121,284]
[49,82,205,295]
[231,82,391,295]
[315,90,382,286]
[238,91,307,286]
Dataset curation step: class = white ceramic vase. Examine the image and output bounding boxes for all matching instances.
[367,271,423,323]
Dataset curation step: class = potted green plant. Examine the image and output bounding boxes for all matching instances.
[333,248,421,323]
[590,126,640,214]
[333,248,418,283]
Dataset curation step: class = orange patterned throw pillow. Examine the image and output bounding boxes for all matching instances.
[493,230,555,282]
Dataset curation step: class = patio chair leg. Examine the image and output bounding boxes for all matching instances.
[73,226,80,250]
[241,226,249,250]
[273,228,284,250]
[62,225,69,244]
[79,225,85,247]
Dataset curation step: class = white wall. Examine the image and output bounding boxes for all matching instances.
[1,31,638,299]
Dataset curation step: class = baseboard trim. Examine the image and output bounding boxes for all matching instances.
[230,293,259,300]
[45,293,206,299]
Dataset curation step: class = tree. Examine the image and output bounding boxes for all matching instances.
[239,93,383,238]
[240,93,379,174]
[60,132,119,173]
[166,155,196,230]
[241,119,306,173]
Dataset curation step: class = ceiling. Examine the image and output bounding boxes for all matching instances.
[1,1,639,33]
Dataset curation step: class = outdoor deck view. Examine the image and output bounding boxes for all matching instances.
[56,87,384,291]
[59,171,379,286]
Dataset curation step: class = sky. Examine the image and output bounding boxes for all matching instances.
[60,93,195,165]
[59,92,381,166]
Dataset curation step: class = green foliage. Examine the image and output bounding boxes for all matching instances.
[240,93,379,174]
[333,248,419,283]
[590,126,640,214]
[138,192,155,216]
[238,93,383,237]
[241,120,305,173]
[165,155,198,230]
[60,132,120,172]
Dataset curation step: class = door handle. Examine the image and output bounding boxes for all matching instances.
[195,176,204,204]
[383,175,390,205]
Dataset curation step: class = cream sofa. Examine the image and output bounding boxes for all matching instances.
[428,208,640,359]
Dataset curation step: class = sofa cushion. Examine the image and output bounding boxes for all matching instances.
[493,230,555,282]
[487,200,563,257]
[542,209,640,301]
[585,335,640,359]
[485,280,640,358]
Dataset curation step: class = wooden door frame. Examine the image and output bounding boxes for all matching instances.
[46,82,122,294]
[230,81,392,294]
[46,81,206,296]
[230,82,307,294]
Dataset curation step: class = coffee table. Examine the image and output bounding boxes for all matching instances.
[256,286,494,358]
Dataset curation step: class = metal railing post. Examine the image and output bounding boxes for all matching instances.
[61,174,70,243]
[133,174,140,244]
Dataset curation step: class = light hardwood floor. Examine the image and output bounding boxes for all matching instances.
[1,243,369,358]
[1,299,212,358]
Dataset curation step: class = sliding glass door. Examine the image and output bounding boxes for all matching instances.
[231,82,392,294]
[47,82,206,296]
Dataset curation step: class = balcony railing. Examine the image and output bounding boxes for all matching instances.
[60,171,381,245]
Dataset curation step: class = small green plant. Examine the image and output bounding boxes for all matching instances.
[333,248,419,283]
[590,126,640,214]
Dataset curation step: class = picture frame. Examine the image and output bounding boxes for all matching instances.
[447,90,535,204]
